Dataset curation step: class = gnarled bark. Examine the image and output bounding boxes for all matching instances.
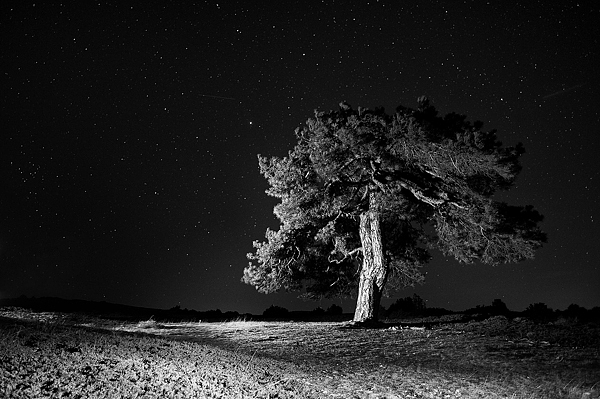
[353,200,388,323]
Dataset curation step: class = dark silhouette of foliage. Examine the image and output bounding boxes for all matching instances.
[491,299,509,314]
[223,311,240,319]
[558,304,591,323]
[525,302,555,322]
[386,294,427,318]
[311,306,325,315]
[423,307,453,317]
[326,304,344,315]
[588,307,600,323]
[262,305,289,318]
[245,98,547,322]
[202,309,223,319]
[465,299,512,318]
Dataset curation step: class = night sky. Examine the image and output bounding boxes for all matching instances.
[1,2,599,315]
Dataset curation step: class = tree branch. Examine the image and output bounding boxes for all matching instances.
[368,158,466,209]
[328,247,363,264]
[396,179,445,206]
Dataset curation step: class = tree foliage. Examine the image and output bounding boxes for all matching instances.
[243,97,546,308]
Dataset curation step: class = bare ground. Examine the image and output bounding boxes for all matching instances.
[1,308,599,398]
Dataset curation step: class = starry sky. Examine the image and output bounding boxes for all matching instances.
[1,1,598,315]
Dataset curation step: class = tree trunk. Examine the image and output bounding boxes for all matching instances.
[353,200,388,323]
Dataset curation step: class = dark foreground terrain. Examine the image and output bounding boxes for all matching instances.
[1,307,599,398]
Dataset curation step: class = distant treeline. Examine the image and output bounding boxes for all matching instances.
[380,295,600,323]
[2,295,599,323]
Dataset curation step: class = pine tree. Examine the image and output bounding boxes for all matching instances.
[243,98,546,324]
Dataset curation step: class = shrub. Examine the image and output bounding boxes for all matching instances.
[326,304,343,315]
[525,302,555,322]
[262,305,289,318]
[491,299,509,314]
[386,294,426,318]
[312,307,325,315]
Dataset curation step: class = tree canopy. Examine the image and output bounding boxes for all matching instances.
[243,97,546,322]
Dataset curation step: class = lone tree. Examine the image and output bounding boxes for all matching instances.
[244,98,546,324]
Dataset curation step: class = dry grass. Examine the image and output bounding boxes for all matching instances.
[1,308,599,398]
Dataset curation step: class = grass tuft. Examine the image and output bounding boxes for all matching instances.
[135,315,158,329]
